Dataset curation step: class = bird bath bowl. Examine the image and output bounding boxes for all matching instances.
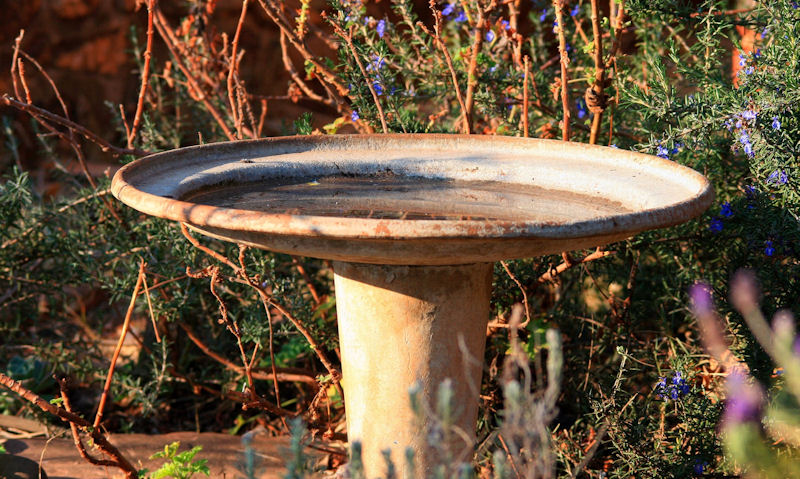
[111,134,713,476]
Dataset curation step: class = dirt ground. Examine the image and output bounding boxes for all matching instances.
[1,428,331,479]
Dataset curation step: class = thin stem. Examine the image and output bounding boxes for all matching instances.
[153,9,236,141]
[419,8,470,134]
[128,0,155,148]
[523,56,530,138]
[553,0,571,141]
[0,372,139,478]
[588,0,606,145]
[94,260,146,429]
[331,22,389,133]
[1,95,149,156]
[538,248,613,284]
[227,0,249,139]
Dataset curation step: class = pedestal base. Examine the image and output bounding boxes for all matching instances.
[333,261,493,477]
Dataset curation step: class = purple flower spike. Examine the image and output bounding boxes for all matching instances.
[376,19,386,38]
[442,3,455,16]
[740,110,757,121]
[723,370,763,426]
[350,110,359,122]
[764,240,775,257]
[690,282,714,316]
[772,117,781,130]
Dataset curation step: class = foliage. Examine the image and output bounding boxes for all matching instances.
[147,442,210,479]
[1,0,799,477]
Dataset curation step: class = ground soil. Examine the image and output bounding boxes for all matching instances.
[1,429,328,479]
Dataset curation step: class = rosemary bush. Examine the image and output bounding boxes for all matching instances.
[1,0,799,477]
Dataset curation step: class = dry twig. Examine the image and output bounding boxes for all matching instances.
[128,0,155,148]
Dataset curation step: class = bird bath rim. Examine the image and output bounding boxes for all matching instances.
[111,134,714,264]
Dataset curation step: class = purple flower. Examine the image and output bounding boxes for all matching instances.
[694,460,709,474]
[454,10,467,22]
[764,240,775,257]
[743,142,754,157]
[689,282,714,316]
[655,371,690,400]
[539,9,547,22]
[376,19,386,38]
[570,3,580,16]
[738,56,747,67]
[723,119,733,131]
[723,370,763,426]
[485,30,495,42]
[740,110,757,121]
[501,19,510,30]
[720,202,733,217]
[656,145,670,159]
[709,217,723,233]
[772,116,781,130]
[372,81,384,95]
[576,98,588,119]
[442,2,455,16]
[366,53,386,72]
[350,110,359,121]
[767,169,788,185]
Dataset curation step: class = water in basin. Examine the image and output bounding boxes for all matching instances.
[182,175,632,223]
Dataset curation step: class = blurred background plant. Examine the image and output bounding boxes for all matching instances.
[1,0,798,477]
[691,270,800,478]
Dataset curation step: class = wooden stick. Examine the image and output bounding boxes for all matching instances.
[0,372,139,478]
[538,248,613,283]
[523,56,530,138]
[553,0,571,141]
[227,0,249,139]
[330,21,389,133]
[94,260,146,429]
[1,95,149,156]
[128,0,155,148]
[588,0,606,145]
[153,9,236,141]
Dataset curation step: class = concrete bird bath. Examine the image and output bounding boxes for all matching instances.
[111,134,713,476]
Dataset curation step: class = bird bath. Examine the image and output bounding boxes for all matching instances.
[111,134,713,476]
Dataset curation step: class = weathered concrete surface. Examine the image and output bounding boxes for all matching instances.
[111,134,714,265]
[1,430,327,479]
[333,261,493,478]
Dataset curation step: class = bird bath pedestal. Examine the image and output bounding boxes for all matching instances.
[111,135,712,477]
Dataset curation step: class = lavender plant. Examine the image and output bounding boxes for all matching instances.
[1,0,799,477]
[692,270,800,477]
